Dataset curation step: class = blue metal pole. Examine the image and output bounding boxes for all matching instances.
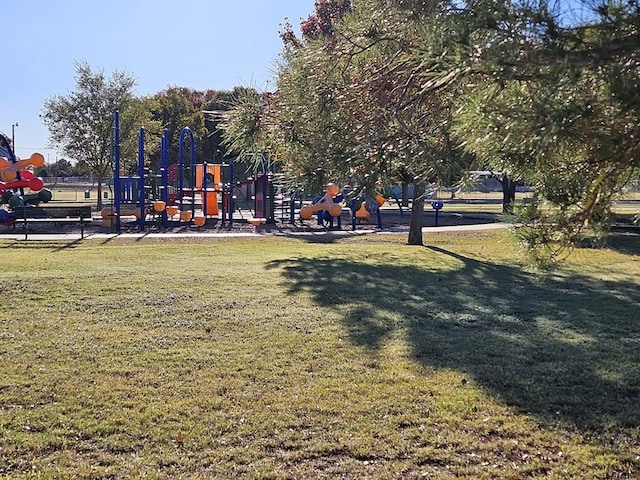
[290,193,295,224]
[229,161,234,226]
[262,173,268,218]
[202,161,208,220]
[220,162,226,223]
[161,129,169,228]
[178,130,184,213]
[138,126,146,231]
[114,111,121,233]
[189,130,196,219]
[351,200,357,231]
[178,127,196,220]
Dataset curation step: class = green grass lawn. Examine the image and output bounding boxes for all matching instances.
[0,231,639,479]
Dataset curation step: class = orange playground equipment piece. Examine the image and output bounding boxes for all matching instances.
[0,153,45,182]
[355,195,386,222]
[100,207,141,228]
[300,183,343,220]
[194,164,221,216]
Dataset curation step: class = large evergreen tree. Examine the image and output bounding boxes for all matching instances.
[451,0,640,254]
[223,0,472,244]
[218,0,640,252]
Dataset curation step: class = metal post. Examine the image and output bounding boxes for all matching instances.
[161,129,169,228]
[202,161,208,220]
[352,200,358,231]
[138,126,146,231]
[262,173,268,218]
[290,193,296,224]
[114,111,121,233]
[229,162,234,226]
[178,127,196,220]
[11,123,18,154]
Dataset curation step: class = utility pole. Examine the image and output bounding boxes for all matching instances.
[11,122,18,152]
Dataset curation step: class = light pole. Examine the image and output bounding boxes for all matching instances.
[11,122,18,152]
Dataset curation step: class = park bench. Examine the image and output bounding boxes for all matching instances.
[13,206,94,240]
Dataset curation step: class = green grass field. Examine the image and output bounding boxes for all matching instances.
[1,231,639,479]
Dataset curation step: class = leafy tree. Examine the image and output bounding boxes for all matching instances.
[41,61,141,209]
[268,43,359,194]
[117,96,162,175]
[225,0,640,252]
[35,158,76,178]
[217,87,268,168]
[145,87,241,170]
[144,87,206,171]
[201,88,238,161]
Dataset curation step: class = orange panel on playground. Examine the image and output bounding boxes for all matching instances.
[195,164,221,189]
[203,191,219,216]
[195,164,220,216]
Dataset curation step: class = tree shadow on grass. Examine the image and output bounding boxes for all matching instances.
[267,247,640,432]
[600,232,640,257]
[0,240,83,251]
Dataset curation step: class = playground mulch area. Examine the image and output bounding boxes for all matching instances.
[3,210,499,237]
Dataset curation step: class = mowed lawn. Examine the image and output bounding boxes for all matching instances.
[0,231,639,479]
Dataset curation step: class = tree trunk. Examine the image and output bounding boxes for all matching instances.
[401,182,409,207]
[501,175,516,214]
[97,177,104,211]
[407,181,426,246]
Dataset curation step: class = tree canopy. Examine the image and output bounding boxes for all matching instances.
[42,68,239,207]
[41,61,142,208]
[221,0,640,250]
[450,0,640,254]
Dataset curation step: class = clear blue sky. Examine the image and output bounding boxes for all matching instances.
[2,0,314,163]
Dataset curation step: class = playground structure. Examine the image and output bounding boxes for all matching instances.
[353,195,386,225]
[106,112,281,233]
[300,183,344,226]
[104,112,397,234]
[0,133,52,226]
[1,114,390,234]
[298,182,386,230]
